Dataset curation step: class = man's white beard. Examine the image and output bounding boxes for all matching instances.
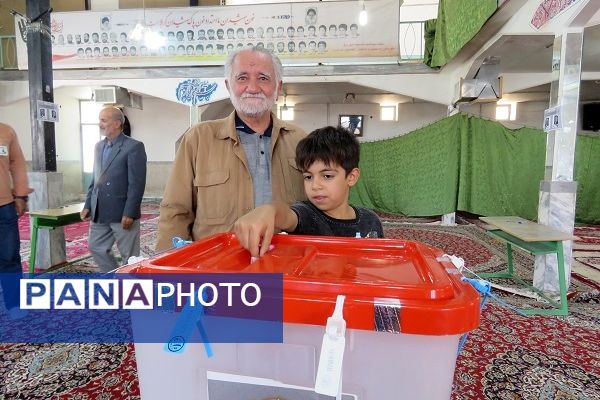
[231,92,276,118]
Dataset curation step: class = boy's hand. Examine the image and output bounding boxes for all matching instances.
[232,205,277,258]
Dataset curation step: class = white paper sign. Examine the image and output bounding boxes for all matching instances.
[15,0,400,69]
[543,106,562,132]
[37,100,60,122]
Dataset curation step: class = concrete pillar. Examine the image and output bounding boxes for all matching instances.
[533,29,583,294]
[441,104,459,226]
[28,172,66,270]
[190,105,200,126]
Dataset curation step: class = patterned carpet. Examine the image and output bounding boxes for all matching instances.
[1,205,599,399]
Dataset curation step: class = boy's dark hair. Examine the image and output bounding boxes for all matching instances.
[295,126,360,175]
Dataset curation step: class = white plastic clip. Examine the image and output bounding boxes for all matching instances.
[315,295,346,398]
[437,254,465,273]
[127,255,147,265]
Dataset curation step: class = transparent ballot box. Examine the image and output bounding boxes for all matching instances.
[118,233,480,400]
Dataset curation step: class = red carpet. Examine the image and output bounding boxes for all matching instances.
[3,206,599,399]
[17,204,159,272]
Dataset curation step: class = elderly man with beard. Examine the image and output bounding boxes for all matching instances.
[156,47,306,250]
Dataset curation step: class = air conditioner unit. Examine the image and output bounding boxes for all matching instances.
[93,86,143,109]
[455,77,503,104]
[454,56,502,105]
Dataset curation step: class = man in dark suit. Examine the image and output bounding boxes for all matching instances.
[81,107,147,272]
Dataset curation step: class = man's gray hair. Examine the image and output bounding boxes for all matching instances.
[224,47,283,84]
[105,106,125,128]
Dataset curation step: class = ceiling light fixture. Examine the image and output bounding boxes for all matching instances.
[359,1,368,26]
[129,0,166,50]
[282,90,289,111]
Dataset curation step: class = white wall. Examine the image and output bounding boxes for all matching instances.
[0,87,84,200]
[0,86,84,161]
[125,97,190,161]
[54,88,83,161]
[400,0,439,21]
[460,101,548,130]
[0,97,32,158]
[291,101,447,141]
[517,101,547,129]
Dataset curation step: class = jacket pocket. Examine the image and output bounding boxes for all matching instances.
[193,170,232,224]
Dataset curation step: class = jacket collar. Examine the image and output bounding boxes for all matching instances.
[105,132,125,146]
[217,111,290,142]
[235,113,273,137]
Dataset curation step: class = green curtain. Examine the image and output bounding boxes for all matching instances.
[350,115,462,216]
[575,134,600,224]
[351,113,600,224]
[426,0,497,68]
[423,19,437,67]
[456,116,546,219]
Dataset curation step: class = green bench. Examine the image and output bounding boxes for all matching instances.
[479,216,577,316]
[28,203,85,274]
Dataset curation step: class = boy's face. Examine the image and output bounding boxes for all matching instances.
[302,160,359,219]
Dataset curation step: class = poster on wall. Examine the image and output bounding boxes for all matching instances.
[15,0,399,70]
[530,0,581,29]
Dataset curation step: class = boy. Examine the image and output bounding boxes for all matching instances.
[233,126,383,258]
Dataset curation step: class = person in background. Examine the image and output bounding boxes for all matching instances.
[328,24,337,37]
[81,107,147,272]
[0,123,33,319]
[266,27,275,39]
[233,126,383,258]
[305,8,318,25]
[156,47,306,250]
[101,16,111,31]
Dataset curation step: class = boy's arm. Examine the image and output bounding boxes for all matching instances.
[232,202,298,258]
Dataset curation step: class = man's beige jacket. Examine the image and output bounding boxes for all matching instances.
[156,112,306,251]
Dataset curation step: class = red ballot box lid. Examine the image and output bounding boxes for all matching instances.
[119,233,480,335]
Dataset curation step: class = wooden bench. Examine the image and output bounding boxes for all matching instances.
[479,216,577,316]
[28,203,85,274]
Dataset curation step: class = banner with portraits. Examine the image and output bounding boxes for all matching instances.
[15,0,399,70]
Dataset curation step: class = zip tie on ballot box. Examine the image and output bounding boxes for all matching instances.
[172,237,192,248]
[438,254,528,354]
[315,295,346,399]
